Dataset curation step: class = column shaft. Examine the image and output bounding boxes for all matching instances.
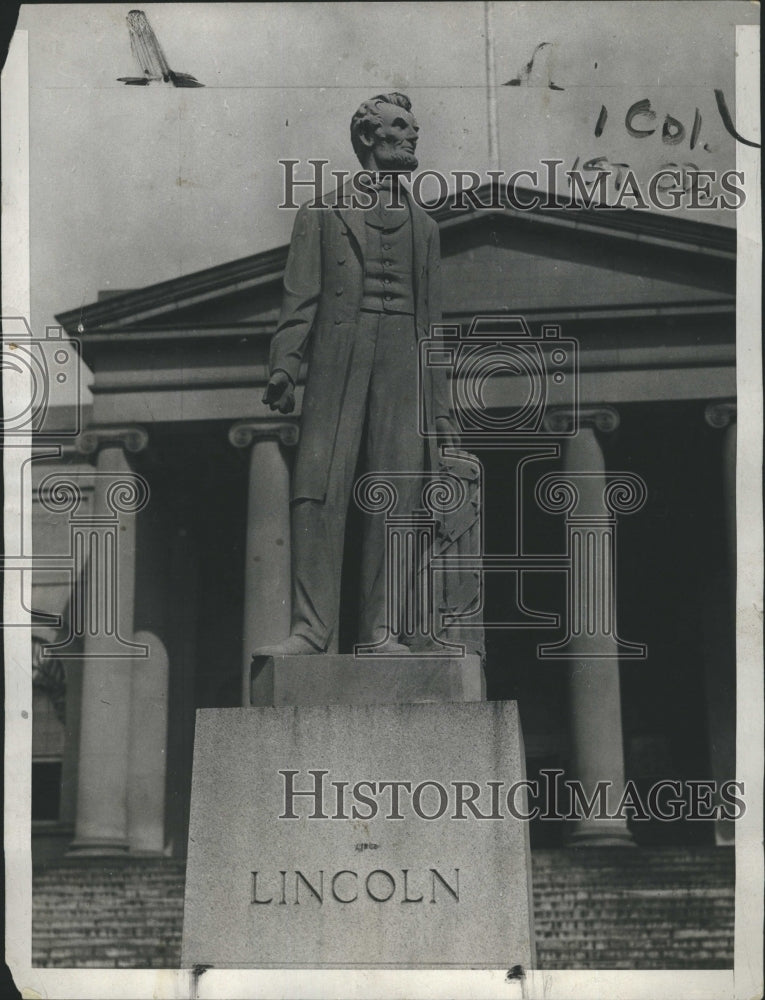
[563,427,634,845]
[69,444,137,854]
[722,420,737,587]
[127,631,169,853]
[714,416,737,845]
[241,437,291,704]
[701,403,737,846]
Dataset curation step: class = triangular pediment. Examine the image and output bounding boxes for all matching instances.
[56,191,735,336]
[439,216,731,320]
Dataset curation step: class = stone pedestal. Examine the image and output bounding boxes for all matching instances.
[182,656,535,970]
[251,653,485,707]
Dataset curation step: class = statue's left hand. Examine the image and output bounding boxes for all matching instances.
[435,415,460,449]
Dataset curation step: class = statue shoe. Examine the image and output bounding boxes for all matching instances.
[357,632,411,655]
[251,634,324,659]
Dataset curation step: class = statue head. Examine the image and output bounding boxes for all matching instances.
[350,92,419,173]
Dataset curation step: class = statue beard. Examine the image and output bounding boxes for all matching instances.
[374,146,419,173]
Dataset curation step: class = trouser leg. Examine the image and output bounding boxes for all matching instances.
[290,313,377,652]
[290,499,344,652]
[358,314,425,644]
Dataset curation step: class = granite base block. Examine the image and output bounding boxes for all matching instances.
[182,699,535,969]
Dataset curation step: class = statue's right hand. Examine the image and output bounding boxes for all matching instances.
[262,370,295,414]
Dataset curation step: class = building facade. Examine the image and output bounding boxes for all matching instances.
[32,192,737,864]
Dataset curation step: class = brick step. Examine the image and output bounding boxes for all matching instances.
[533,861,734,867]
[535,921,732,931]
[34,945,180,957]
[534,902,735,916]
[33,915,183,927]
[533,875,734,884]
[531,855,733,871]
[538,881,733,888]
[534,879,734,889]
[540,953,733,971]
[536,928,733,937]
[541,946,733,952]
[33,929,183,940]
[542,953,732,961]
[535,898,734,907]
[538,923,733,933]
[35,893,183,913]
[33,888,184,896]
[534,905,733,916]
[535,911,734,918]
[32,848,735,970]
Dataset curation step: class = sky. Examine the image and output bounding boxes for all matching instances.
[12,1,760,348]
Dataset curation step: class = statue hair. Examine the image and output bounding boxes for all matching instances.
[350,92,413,162]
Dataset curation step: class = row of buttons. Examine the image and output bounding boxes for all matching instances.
[381,231,393,301]
[338,229,399,305]
[337,243,391,259]
[333,293,395,320]
[336,288,395,297]
[336,259,392,267]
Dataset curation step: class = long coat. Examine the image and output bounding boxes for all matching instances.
[269,183,452,502]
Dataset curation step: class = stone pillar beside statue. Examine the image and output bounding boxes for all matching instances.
[541,407,643,847]
[703,400,737,846]
[49,426,152,856]
[229,419,298,706]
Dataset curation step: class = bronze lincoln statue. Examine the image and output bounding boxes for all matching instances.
[258,92,457,656]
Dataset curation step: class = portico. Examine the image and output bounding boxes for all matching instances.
[32,191,737,859]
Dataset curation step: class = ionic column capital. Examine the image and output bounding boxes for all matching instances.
[535,471,647,520]
[543,405,620,435]
[76,425,149,456]
[704,400,737,428]
[228,419,299,449]
[37,470,150,520]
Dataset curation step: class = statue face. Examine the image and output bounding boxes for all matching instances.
[368,102,419,172]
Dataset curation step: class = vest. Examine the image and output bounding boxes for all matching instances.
[361,195,415,315]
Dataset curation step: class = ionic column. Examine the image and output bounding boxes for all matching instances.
[542,407,642,845]
[704,400,737,845]
[127,631,169,853]
[705,401,737,588]
[229,420,298,705]
[67,426,149,855]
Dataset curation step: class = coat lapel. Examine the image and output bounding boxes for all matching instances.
[332,182,367,262]
[404,186,429,322]
[405,188,429,275]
